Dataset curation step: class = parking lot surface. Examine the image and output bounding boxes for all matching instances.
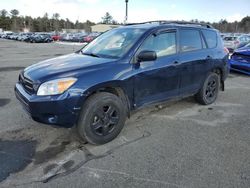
[0,39,249,188]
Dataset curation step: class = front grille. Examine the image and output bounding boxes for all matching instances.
[19,74,35,94]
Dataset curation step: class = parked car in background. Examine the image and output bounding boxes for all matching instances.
[60,33,89,42]
[17,33,33,41]
[4,33,13,39]
[16,33,26,41]
[83,32,101,43]
[21,33,34,42]
[71,33,88,42]
[229,43,250,75]
[9,33,18,40]
[0,32,55,43]
[223,35,250,52]
[51,34,62,41]
[30,33,53,43]
[0,32,13,39]
[60,33,74,42]
[15,21,229,145]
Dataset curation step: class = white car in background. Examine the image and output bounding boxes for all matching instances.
[223,35,250,52]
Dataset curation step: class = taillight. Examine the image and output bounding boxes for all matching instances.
[224,47,229,54]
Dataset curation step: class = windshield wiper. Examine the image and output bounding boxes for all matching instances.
[81,52,100,58]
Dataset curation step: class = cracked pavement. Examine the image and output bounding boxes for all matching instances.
[0,39,250,188]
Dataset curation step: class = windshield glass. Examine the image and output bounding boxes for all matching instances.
[81,28,145,59]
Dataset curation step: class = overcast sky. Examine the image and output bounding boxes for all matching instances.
[1,0,249,23]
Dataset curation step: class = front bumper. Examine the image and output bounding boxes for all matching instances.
[229,59,250,75]
[15,83,85,127]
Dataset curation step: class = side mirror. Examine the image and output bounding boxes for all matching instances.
[137,50,157,62]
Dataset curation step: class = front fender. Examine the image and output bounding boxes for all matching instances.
[74,80,134,115]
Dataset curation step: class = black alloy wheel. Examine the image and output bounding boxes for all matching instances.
[195,72,220,105]
[205,77,217,103]
[77,92,126,145]
[91,105,119,136]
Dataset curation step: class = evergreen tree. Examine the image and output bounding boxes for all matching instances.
[101,12,113,24]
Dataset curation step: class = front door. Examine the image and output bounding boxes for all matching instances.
[133,30,180,107]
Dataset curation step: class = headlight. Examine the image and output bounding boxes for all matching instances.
[37,77,77,96]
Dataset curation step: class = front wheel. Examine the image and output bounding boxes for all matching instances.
[77,92,126,145]
[195,72,220,105]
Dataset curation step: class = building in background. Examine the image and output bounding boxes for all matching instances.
[23,28,30,33]
[0,28,3,33]
[61,29,86,33]
[91,24,120,32]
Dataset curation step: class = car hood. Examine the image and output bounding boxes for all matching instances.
[23,53,114,82]
[234,48,250,56]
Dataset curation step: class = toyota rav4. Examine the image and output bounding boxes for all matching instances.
[15,21,229,145]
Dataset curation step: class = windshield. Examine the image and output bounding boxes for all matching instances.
[81,28,145,59]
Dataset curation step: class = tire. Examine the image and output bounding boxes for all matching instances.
[77,92,126,145]
[195,72,220,105]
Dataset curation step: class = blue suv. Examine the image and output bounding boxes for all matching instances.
[15,21,229,144]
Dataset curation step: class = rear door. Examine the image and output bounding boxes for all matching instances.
[178,28,212,95]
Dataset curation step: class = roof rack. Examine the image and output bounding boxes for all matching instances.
[125,20,214,29]
[125,20,168,25]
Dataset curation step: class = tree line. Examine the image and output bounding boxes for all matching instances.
[183,17,250,33]
[0,9,249,33]
[212,17,250,33]
[0,9,96,33]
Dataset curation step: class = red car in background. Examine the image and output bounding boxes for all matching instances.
[51,34,62,41]
[83,32,101,43]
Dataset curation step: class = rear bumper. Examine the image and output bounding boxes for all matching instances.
[15,83,85,127]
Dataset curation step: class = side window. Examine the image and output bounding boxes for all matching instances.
[139,32,176,57]
[180,29,202,52]
[202,30,217,48]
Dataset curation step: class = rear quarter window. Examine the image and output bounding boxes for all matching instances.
[202,30,217,48]
[179,29,202,52]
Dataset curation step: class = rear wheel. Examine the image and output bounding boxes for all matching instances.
[77,92,126,145]
[195,72,220,105]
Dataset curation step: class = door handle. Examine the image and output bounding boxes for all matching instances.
[173,61,179,64]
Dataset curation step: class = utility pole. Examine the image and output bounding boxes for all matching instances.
[124,0,129,24]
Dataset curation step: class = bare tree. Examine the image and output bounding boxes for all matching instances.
[52,13,60,32]
[10,9,19,31]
